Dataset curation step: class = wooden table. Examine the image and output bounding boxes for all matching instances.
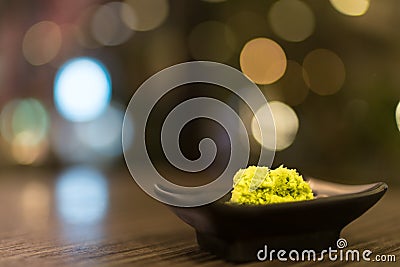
[0,168,399,266]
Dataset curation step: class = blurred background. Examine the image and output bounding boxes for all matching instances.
[0,0,399,190]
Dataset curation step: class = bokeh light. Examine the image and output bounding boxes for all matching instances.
[122,0,169,31]
[54,57,111,122]
[240,38,287,85]
[51,103,132,163]
[268,0,315,42]
[396,102,400,132]
[11,132,49,165]
[74,103,131,157]
[0,99,50,164]
[22,21,62,66]
[91,2,134,46]
[75,5,102,49]
[188,21,236,62]
[21,182,50,228]
[303,48,346,96]
[252,101,299,151]
[330,0,370,16]
[56,166,108,225]
[50,116,87,163]
[0,100,17,143]
[11,99,49,144]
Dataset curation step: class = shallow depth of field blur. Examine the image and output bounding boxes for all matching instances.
[0,0,399,186]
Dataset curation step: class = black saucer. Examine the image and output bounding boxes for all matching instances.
[155,178,387,262]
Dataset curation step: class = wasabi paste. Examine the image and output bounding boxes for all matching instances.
[229,165,314,205]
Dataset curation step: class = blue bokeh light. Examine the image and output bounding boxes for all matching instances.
[56,166,108,225]
[74,103,133,158]
[54,57,111,122]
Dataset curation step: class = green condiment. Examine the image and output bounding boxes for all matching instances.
[229,165,314,205]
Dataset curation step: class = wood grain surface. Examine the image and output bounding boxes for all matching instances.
[0,168,398,267]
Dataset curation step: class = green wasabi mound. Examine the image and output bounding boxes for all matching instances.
[229,165,314,205]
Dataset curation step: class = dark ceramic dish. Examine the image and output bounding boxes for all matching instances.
[155,178,387,262]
